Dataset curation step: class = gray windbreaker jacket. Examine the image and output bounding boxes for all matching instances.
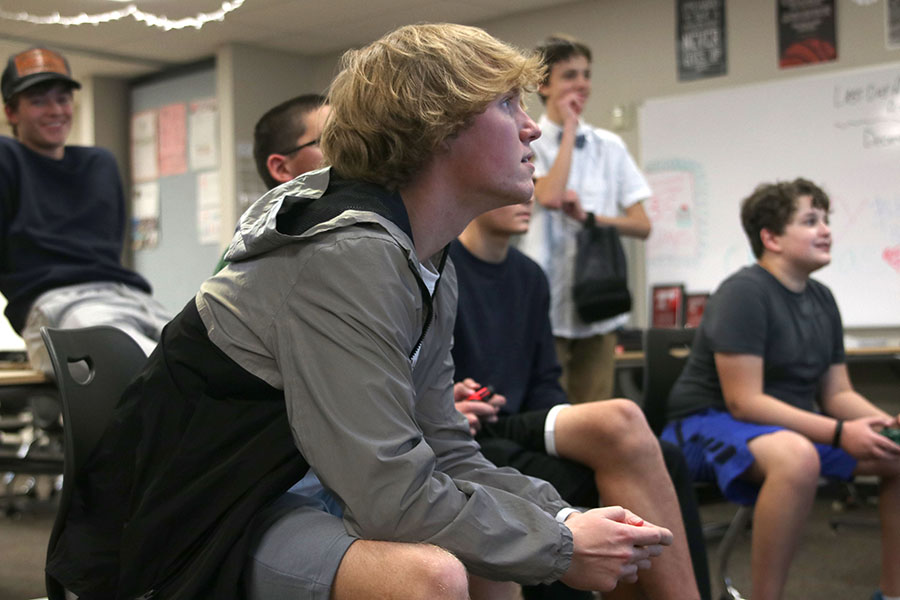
[199,167,575,582]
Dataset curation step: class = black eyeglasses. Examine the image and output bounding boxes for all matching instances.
[279,138,319,156]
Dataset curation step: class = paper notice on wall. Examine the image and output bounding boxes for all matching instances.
[197,170,221,245]
[644,168,701,261]
[132,181,160,250]
[131,110,158,183]
[158,102,187,177]
[189,98,219,171]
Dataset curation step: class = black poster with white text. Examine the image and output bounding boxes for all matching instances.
[889,0,900,49]
[677,0,727,81]
[778,0,837,68]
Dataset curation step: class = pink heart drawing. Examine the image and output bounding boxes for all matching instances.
[883,245,900,274]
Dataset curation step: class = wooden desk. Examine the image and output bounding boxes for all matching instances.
[846,346,900,363]
[613,350,644,369]
[0,368,49,385]
[612,345,900,401]
[615,345,900,365]
[0,362,49,386]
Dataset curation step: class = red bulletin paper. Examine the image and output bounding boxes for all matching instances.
[158,102,188,177]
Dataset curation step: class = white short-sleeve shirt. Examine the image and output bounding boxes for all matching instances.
[518,115,651,338]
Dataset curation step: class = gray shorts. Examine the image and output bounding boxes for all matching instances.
[244,488,356,600]
[21,282,171,375]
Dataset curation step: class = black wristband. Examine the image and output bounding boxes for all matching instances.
[831,419,844,448]
[584,211,595,227]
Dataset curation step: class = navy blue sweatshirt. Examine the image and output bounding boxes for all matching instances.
[450,239,566,414]
[0,137,150,332]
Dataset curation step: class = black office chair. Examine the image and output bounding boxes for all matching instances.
[641,327,752,600]
[40,326,148,600]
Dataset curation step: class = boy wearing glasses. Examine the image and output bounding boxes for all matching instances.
[252,93,329,190]
[216,94,329,272]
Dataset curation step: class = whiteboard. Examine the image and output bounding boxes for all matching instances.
[639,62,900,328]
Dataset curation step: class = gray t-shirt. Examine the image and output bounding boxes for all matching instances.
[667,264,845,420]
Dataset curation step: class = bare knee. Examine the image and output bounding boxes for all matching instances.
[590,399,655,452]
[333,541,468,600]
[560,399,658,467]
[404,544,469,600]
[754,430,821,490]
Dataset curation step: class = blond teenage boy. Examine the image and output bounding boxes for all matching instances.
[46,24,673,600]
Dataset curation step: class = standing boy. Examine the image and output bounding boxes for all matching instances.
[46,24,673,600]
[663,178,900,600]
[519,34,652,403]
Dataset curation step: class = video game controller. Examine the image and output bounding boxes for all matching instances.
[464,385,494,402]
[880,427,900,444]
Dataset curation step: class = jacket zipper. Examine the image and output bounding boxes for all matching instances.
[408,245,449,361]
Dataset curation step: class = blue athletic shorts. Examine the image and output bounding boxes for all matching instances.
[661,409,857,505]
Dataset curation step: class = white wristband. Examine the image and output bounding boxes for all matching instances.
[556,507,581,523]
[544,403,571,457]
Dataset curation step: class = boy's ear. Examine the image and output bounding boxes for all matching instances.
[759,228,781,254]
[266,154,294,185]
[537,82,550,98]
[4,103,17,124]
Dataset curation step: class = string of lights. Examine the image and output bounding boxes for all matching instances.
[0,0,246,31]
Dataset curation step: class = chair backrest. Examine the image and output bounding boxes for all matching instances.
[40,325,148,600]
[641,327,696,436]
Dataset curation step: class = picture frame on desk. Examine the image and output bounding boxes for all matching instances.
[684,292,710,328]
[651,283,685,328]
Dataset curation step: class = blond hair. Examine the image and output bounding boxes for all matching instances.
[321,23,543,190]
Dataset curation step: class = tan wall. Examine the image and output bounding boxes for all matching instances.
[295,0,897,330]
[479,0,897,151]
[70,0,900,336]
[216,43,317,245]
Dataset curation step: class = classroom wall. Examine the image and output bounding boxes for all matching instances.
[281,0,899,333]
[474,0,899,332]
[130,67,222,314]
[51,0,898,337]
[89,77,133,266]
[216,44,319,246]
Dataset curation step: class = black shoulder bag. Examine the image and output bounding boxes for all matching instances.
[572,212,632,322]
